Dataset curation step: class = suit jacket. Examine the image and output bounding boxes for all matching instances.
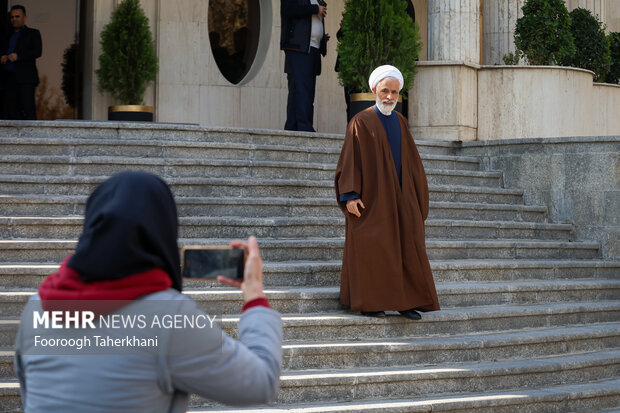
[280,0,327,56]
[3,26,42,85]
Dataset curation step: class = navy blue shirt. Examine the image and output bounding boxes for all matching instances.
[373,105,402,186]
[5,26,24,72]
[339,106,402,202]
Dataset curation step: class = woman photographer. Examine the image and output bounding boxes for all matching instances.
[14,171,282,412]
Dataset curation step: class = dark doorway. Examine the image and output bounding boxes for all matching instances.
[0,0,9,118]
[406,0,415,22]
[7,0,83,120]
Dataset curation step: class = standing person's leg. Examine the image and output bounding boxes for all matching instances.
[285,73,297,131]
[285,51,315,132]
[284,51,297,131]
[4,72,21,120]
[293,49,316,132]
[19,84,37,120]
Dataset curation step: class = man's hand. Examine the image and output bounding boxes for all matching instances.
[217,236,266,303]
[317,5,327,18]
[7,53,17,62]
[346,199,365,218]
[0,55,7,64]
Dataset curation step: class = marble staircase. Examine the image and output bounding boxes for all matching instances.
[0,121,618,412]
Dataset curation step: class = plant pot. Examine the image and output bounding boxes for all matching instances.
[108,105,153,122]
[349,93,403,119]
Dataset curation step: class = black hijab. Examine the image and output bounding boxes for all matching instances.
[68,171,182,291]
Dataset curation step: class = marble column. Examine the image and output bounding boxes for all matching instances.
[413,0,480,141]
[482,0,525,65]
[428,0,481,64]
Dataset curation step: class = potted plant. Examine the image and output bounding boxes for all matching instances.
[336,0,421,120]
[96,0,159,121]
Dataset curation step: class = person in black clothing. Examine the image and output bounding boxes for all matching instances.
[1,5,42,120]
[280,0,329,132]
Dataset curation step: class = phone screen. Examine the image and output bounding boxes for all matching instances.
[182,247,245,280]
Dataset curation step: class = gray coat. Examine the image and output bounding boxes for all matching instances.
[14,289,283,412]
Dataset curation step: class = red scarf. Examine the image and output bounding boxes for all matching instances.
[38,255,172,315]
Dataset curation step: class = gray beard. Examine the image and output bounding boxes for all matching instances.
[375,96,396,116]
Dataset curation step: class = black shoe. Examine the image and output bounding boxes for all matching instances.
[361,311,386,318]
[399,309,421,320]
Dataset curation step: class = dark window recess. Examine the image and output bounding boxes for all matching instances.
[208,0,260,84]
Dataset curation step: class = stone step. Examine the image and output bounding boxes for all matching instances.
[0,137,345,163]
[430,185,524,204]
[0,195,538,221]
[0,155,343,181]
[280,323,620,370]
[192,379,620,412]
[188,350,620,406]
[0,174,508,198]
[0,122,460,155]
[0,158,503,189]
[430,201,547,222]
[0,122,348,150]
[0,280,617,317]
[0,196,548,223]
[0,238,602,263]
[1,377,617,413]
[2,302,618,349]
[0,139,480,170]
[1,323,618,379]
[0,217,572,241]
[0,380,21,412]
[4,259,617,290]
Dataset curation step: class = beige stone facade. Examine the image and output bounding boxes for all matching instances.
[81,0,620,140]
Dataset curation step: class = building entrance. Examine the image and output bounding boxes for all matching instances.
[6,0,84,120]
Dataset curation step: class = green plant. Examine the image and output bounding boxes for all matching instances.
[605,32,620,84]
[514,0,575,66]
[564,8,611,82]
[61,43,80,109]
[96,0,158,104]
[502,52,520,65]
[337,0,422,93]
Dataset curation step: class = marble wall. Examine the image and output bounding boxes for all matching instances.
[461,136,620,259]
[82,0,620,138]
[83,0,429,134]
[477,66,620,140]
[410,61,478,141]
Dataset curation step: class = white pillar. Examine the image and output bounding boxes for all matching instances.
[483,0,525,65]
[428,0,481,64]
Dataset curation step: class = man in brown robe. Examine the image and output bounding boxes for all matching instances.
[334,65,440,320]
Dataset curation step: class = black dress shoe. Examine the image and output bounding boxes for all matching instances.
[361,311,386,317]
[399,309,421,320]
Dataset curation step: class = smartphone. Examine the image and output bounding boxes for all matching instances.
[181,246,245,280]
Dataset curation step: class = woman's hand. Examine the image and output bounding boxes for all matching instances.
[217,236,265,303]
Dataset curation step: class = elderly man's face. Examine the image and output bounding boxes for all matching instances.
[10,9,26,30]
[373,77,400,114]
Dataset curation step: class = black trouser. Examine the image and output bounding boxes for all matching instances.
[284,48,320,132]
[5,71,37,120]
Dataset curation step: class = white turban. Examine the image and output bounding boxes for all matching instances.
[368,65,404,92]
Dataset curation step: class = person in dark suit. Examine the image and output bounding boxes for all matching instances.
[280,0,329,132]
[1,5,42,120]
